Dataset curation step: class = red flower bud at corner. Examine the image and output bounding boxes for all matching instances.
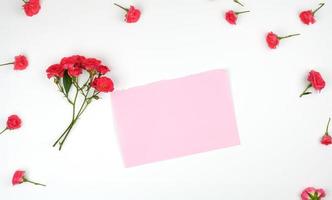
[114,3,141,23]
[299,3,325,25]
[266,32,300,49]
[301,187,326,200]
[12,170,46,186]
[91,77,114,92]
[300,70,325,97]
[225,10,250,25]
[0,55,28,70]
[23,0,41,17]
[321,118,332,146]
[0,115,22,135]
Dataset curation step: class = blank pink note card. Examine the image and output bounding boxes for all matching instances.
[111,69,240,167]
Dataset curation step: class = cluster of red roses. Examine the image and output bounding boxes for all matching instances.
[21,0,141,23]
[46,55,114,150]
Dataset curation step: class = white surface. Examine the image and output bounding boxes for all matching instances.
[1,0,332,199]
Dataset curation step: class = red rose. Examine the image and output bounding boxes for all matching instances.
[307,70,325,91]
[321,135,332,145]
[126,6,141,23]
[68,66,82,77]
[299,11,315,25]
[266,32,300,49]
[7,115,22,130]
[225,10,250,25]
[12,170,25,185]
[96,65,110,75]
[60,55,85,69]
[46,64,65,79]
[82,58,101,71]
[91,77,114,92]
[14,55,28,70]
[266,32,279,49]
[299,3,325,25]
[225,11,237,24]
[301,187,326,200]
[12,170,46,186]
[320,118,332,146]
[114,4,141,23]
[23,0,41,17]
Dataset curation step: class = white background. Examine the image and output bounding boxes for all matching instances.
[1,0,332,199]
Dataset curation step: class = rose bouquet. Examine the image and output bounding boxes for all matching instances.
[46,55,114,150]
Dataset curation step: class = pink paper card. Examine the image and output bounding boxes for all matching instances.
[111,69,240,167]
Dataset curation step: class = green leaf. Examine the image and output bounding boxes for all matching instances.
[63,70,72,95]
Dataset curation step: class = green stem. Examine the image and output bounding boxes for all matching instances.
[114,3,128,11]
[0,62,14,67]
[325,117,331,135]
[235,10,250,15]
[233,0,244,7]
[0,128,8,135]
[299,84,312,97]
[313,3,325,15]
[278,33,300,40]
[24,178,46,187]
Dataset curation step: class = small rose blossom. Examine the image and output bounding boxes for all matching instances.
[299,3,325,25]
[12,170,25,185]
[299,11,316,25]
[301,187,326,200]
[60,55,85,69]
[23,0,41,17]
[266,32,279,49]
[266,32,300,49]
[300,70,325,97]
[46,64,65,79]
[14,55,29,70]
[321,118,332,146]
[91,77,114,92]
[0,115,22,135]
[82,58,101,71]
[67,66,82,77]
[7,115,22,130]
[0,55,28,70]
[96,65,110,75]
[225,10,250,25]
[114,4,141,23]
[321,135,332,145]
[12,170,46,186]
[307,70,325,91]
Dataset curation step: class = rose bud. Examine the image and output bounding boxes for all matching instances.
[23,0,41,17]
[114,3,141,23]
[321,118,332,146]
[12,170,46,186]
[299,70,325,97]
[0,115,22,135]
[225,10,250,25]
[266,32,300,49]
[301,187,326,200]
[0,55,28,70]
[299,3,325,25]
